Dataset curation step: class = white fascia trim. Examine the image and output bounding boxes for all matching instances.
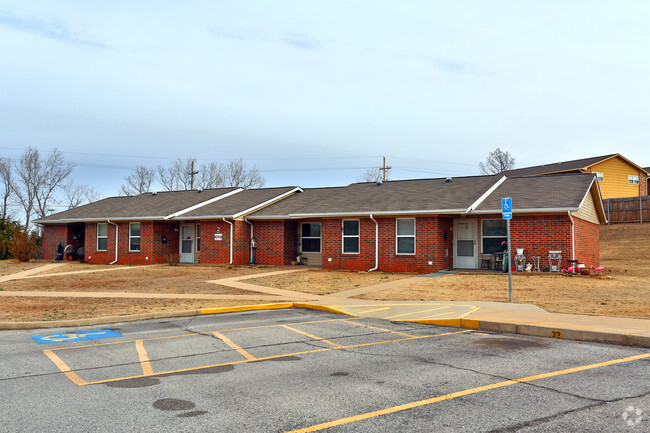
[38,217,165,224]
[174,214,231,220]
[578,176,597,209]
[164,188,243,220]
[232,187,303,219]
[466,175,507,213]
[282,209,469,218]
[580,176,608,223]
[470,207,580,214]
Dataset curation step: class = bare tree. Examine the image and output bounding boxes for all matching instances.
[223,158,265,189]
[119,165,155,196]
[196,161,225,189]
[479,148,515,175]
[12,147,74,230]
[357,167,391,183]
[157,158,195,191]
[61,182,101,209]
[0,158,12,220]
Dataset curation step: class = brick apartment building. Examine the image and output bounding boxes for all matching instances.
[37,173,606,273]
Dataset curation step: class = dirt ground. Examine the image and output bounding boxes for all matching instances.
[0,297,264,322]
[1,223,649,322]
[246,271,413,295]
[238,223,650,319]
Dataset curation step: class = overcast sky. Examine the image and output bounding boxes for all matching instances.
[2,0,649,207]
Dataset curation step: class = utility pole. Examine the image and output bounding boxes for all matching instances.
[381,156,392,182]
[189,160,199,190]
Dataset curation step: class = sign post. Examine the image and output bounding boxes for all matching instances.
[502,197,513,302]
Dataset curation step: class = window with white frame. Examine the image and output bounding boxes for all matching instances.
[97,223,108,251]
[481,219,507,254]
[595,172,604,182]
[342,220,359,254]
[396,218,415,254]
[301,223,321,253]
[196,224,201,252]
[129,223,141,251]
[628,175,640,184]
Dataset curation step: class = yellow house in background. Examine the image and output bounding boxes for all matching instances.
[505,154,649,199]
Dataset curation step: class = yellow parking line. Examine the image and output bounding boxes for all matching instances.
[457,306,480,319]
[341,320,416,338]
[134,340,154,375]
[79,330,472,386]
[43,349,88,386]
[421,311,464,319]
[282,325,344,348]
[285,352,650,433]
[385,307,449,320]
[356,307,391,315]
[213,331,256,361]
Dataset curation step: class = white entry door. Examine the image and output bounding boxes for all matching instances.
[180,224,194,263]
[454,219,477,269]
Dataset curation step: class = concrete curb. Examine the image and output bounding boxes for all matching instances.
[402,318,650,348]
[0,303,357,330]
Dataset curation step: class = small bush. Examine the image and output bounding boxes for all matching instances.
[166,253,180,266]
[9,232,38,262]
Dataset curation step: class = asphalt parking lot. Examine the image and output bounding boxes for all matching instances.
[1,308,648,432]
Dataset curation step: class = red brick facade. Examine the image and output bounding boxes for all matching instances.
[320,216,454,273]
[41,213,599,272]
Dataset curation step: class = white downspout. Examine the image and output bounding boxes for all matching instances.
[368,214,379,272]
[223,218,233,265]
[244,217,253,263]
[568,211,575,261]
[107,219,118,264]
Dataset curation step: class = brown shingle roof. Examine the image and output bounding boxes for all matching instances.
[476,174,596,211]
[178,187,301,219]
[503,154,616,177]
[35,188,239,223]
[251,176,501,217]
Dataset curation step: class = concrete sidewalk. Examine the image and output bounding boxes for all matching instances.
[0,264,648,348]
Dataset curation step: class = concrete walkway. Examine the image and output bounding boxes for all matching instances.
[1,263,648,348]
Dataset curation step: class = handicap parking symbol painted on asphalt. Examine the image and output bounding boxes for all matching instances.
[31,329,123,344]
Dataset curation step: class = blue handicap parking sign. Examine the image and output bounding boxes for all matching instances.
[502,197,512,219]
[31,329,123,344]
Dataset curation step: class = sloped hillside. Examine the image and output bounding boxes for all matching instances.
[600,223,650,277]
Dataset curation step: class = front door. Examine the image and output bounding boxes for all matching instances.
[454,219,477,269]
[180,224,194,263]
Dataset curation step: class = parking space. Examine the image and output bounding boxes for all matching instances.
[42,316,470,386]
[1,309,648,432]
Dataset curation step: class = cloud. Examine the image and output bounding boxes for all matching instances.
[209,26,323,51]
[430,57,495,76]
[281,32,323,51]
[0,10,107,49]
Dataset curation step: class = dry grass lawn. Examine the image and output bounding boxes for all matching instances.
[246,271,413,295]
[0,297,264,322]
[1,223,649,322]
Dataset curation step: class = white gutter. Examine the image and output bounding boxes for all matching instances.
[567,211,575,261]
[223,218,234,264]
[244,217,253,263]
[470,207,580,214]
[107,219,118,264]
[232,187,303,219]
[248,209,469,219]
[466,175,507,213]
[368,214,379,272]
[165,188,243,219]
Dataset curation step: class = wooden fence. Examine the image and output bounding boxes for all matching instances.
[603,195,650,224]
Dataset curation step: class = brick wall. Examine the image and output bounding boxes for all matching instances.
[507,214,598,270]
[640,169,648,196]
[321,216,453,274]
[253,220,298,266]
[42,224,68,260]
[573,216,600,267]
